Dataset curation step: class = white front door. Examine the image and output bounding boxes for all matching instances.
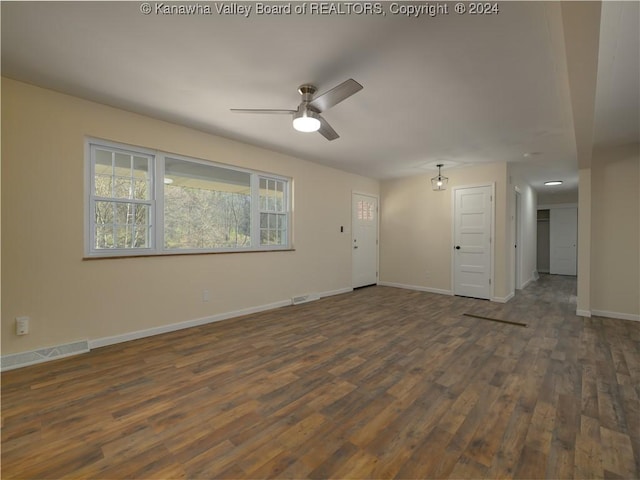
[550,207,577,276]
[352,193,378,288]
[453,185,493,299]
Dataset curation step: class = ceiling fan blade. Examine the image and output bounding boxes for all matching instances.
[318,116,339,141]
[309,79,363,112]
[230,109,296,114]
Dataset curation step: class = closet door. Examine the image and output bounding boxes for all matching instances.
[550,207,577,276]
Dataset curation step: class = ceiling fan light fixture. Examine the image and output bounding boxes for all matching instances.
[292,108,321,133]
[431,164,449,191]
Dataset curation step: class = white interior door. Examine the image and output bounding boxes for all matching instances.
[352,193,378,288]
[453,186,492,299]
[550,207,577,275]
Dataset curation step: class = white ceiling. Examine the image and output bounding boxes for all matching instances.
[2,1,638,195]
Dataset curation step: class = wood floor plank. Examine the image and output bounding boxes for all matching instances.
[1,275,639,479]
[600,426,637,479]
[574,415,604,480]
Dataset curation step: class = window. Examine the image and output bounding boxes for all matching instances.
[87,139,291,257]
[260,177,288,246]
[91,145,154,251]
[164,157,252,250]
[357,199,374,221]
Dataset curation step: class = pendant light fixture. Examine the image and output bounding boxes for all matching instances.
[431,163,448,191]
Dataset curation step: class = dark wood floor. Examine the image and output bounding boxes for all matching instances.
[2,275,639,479]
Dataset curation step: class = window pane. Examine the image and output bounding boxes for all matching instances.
[94,201,150,249]
[133,156,148,177]
[164,158,251,249]
[95,225,114,249]
[95,174,113,198]
[259,213,286,246]
[112,175,132,199]
[260,177,285,213]
[259,177,288,247]
[95,149,113,172]
[94,148,150,200]
[95,149,113,196]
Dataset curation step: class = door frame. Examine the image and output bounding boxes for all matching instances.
[549,206,578,276]
[351,191,380,288]
[538,203,578,277]
[514,187,523,290]
[450,183,495,300]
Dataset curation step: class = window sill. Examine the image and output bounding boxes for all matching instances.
[83,248,295,260]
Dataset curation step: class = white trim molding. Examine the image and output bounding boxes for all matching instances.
[378,281,453,296]
[591,309,640,322]
[521,274,536,290]
[2,288,353,371]
[492,292,515,304]
[89,299,293,349]
[319,287,353,298]
[576,309,592,318]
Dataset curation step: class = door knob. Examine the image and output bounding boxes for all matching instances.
[354,246,358,249]
[455,246,461,250]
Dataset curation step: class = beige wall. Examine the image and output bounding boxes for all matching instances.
[508,168,538,289]
[379,162,511,300]
[538,190,579,206]
[1,78,379,355]
[590,144,640,317]
[576,168,591,315]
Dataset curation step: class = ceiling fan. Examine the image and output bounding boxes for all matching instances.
[231,79,363,141]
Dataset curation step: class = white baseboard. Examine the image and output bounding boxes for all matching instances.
[576,309,592,318]
[492,292,515,304]
[2,288,353,371]
[521,274,536,289]
[319,287,353,298]
[591,309,640,322]
[377,281,452,296]
[1,340,90,372]
[89,299,293,349]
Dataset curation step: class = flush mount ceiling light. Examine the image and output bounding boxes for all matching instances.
[431,164,449,191]
[292,107,321,132]
[544,180,563,186]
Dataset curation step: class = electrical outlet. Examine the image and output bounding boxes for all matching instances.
[16,317,30,335]
[203,290,211,303]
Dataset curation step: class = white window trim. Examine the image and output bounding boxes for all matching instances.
[85,138,292,258]
[258,175,290,248]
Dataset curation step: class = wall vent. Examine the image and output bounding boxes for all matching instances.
[291,293,321,305]
[1,340,89,371]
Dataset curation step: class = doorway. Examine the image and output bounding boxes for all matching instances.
[537,206,577,276]
[550,207,577,275]
[537,209,550,273]
[352,193,378,288]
